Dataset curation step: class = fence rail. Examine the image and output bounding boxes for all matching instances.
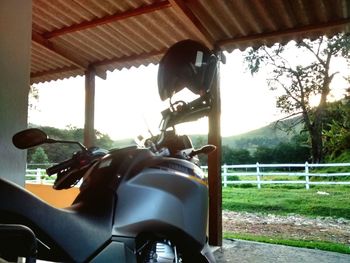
[26,162,350,189]
[201,162,350,189]
[25,168,56,185]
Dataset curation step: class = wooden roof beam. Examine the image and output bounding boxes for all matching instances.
[169,0,214,49]
[44,1,171,39]
[32,32,106,79]
[32,32,86,70]
[217,18,350,48]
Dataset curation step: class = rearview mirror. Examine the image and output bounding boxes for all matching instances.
[12,128,49,149]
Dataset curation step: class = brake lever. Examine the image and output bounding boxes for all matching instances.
[189,145,216,158]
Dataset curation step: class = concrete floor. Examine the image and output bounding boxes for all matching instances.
[214,239,350,263]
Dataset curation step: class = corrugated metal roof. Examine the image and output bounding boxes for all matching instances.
[30,0,350,84]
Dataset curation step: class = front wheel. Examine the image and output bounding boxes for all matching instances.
[137,239,210,263]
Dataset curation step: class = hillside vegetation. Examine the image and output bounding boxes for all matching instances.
[27,116,305,164]
[222,118,302,150]
[187,117,302,149]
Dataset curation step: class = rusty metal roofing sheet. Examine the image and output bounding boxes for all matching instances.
[30,0,350,84]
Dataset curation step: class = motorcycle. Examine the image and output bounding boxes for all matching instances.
[0,40,219,263]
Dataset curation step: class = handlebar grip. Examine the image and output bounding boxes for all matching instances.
[46,158,75,176]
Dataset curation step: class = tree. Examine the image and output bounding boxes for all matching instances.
[231,149,252,164]
[221,145,234,164]
[273,134,310,163]
[221,145,253,165]
[28,85,39,111]
[245,33,350,163]
[30,147,49,164]
[253,146,274,163]
[27,125,115,163]
[323,88,350,159]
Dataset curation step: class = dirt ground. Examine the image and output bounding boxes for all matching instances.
[222,210,350,245]
[214,211,350,262]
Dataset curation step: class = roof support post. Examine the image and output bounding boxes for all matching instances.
[84,67,96,147]
[207,58,222,246]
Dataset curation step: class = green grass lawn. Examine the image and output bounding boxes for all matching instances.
[222,185,350,219]
[222,185,350,254]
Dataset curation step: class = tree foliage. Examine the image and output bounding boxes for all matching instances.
[323,88,350,160]
[222,146,252,164]
[244,33,350,163]
[28,86,39,111]
[30,147,49,164]
[220,133,310,165]
[273,134,310,163]
[27,126,114,163]
[253,146,274,163]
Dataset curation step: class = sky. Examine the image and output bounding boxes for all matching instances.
[28,46,348,141]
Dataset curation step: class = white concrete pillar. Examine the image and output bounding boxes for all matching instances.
[0,0,32,185]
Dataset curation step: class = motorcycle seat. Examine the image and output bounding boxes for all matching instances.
[0,177,114,262]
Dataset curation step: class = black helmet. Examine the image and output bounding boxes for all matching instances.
[158,40,216,101]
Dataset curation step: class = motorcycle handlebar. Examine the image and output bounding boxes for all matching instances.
[156,94,212,146]
[46,149,106,177]
[46,158,75,176]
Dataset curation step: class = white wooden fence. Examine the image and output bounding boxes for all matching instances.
[25,167,83,187]
[201,162,350,189]
[25,167,56,185]
[26,162,350,189]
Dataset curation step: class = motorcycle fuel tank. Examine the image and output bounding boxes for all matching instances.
[76,147,209,256]
[112,156,209,246]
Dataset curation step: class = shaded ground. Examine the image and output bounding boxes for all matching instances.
[214,239,350,263]
[223,211,350,244]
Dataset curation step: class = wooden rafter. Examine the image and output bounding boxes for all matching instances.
[43,1,171,39]
[217,18,350,48]
[32,32,86,70]
[169,0,214,49]
[32,32,106,79]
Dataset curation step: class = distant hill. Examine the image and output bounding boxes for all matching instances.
[114,116,303,151]
[27,116,303,163]
[222,117,303,151]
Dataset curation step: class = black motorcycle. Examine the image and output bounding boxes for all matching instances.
[0,40,219,263]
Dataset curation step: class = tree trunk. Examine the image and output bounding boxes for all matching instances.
[302,109,324,163]
[308,60,332,163]
[310,125,323,163]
